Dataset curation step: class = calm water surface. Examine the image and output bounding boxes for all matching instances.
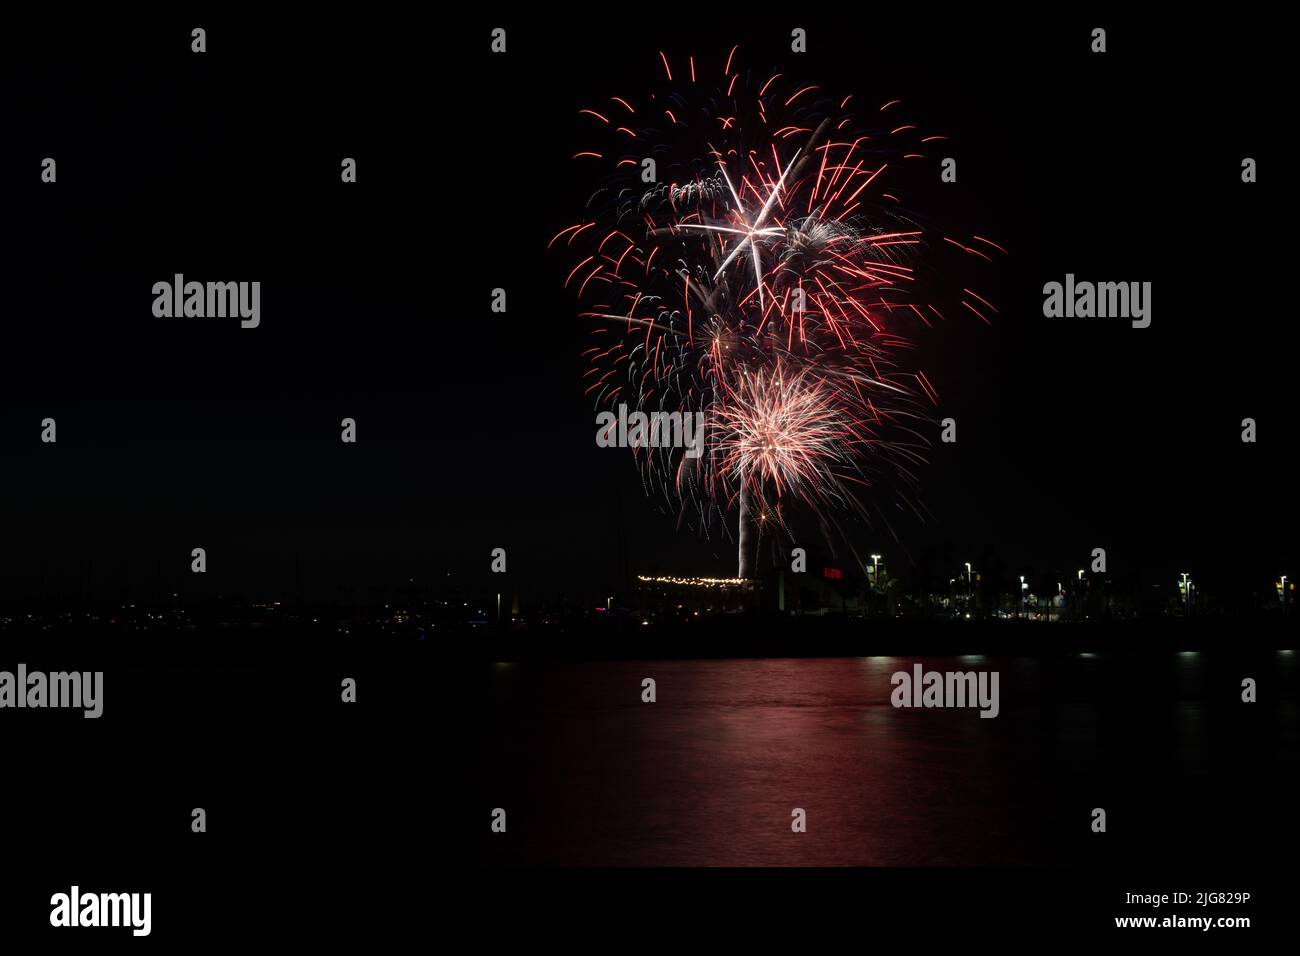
[481,653,1298,865]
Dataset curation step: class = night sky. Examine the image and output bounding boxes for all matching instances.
[1,15,1292,606]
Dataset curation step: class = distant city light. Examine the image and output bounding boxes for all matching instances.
[636,575,751,587]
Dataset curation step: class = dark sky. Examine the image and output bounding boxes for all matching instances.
[1,14,1292,606]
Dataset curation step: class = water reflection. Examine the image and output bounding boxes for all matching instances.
[483,654,1297,866]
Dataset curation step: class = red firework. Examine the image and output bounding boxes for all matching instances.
[552,46,1004,576]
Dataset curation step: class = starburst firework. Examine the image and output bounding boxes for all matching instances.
[552,46,1004,577]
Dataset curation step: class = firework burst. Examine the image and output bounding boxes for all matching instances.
[553,47,1004,577]
[714,362,857,512]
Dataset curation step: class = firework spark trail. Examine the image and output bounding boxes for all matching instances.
[714,362,860,514]
[553,47,1005,577]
